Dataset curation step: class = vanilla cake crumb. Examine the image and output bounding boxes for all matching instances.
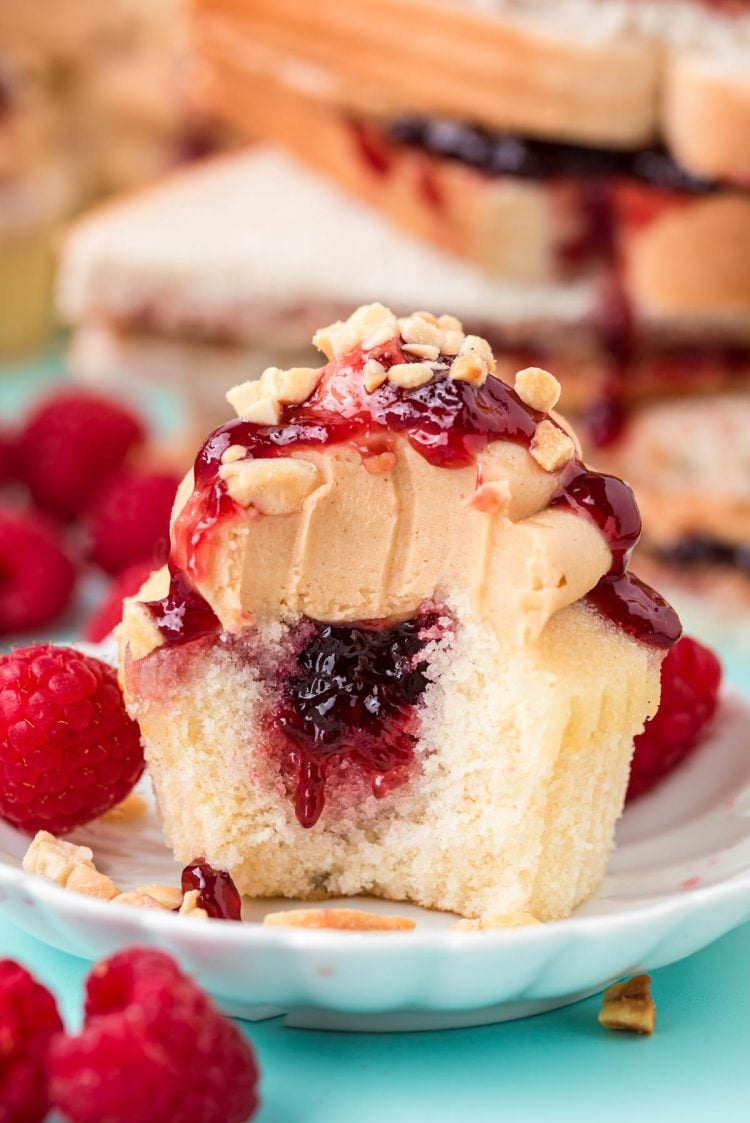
[124,600,659,920]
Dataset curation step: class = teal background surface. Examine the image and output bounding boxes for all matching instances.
[1,352,749,1121]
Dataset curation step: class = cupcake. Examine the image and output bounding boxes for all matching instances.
[119,304,679,920]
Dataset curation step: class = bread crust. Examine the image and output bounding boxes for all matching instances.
[195,0,749,178]
[665,53,750,182]
[620,191,750,324]
[195,0,660,148]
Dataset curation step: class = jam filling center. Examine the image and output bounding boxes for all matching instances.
[272,611,445,828]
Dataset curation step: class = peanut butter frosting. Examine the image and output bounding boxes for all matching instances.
[121,304,679,661]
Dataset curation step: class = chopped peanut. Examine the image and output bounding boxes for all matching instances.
[387,362,434,389]
[263,908,416,931]
[452,911,542,931]
[219,457,321,514]
[514,366,561,413]
[179,889,209,919]
[99,792,148,824]
[599,975,656,1035]
[530,420,575,472]
[362,358,388,393]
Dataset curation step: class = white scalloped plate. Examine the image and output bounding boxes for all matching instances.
[2,692,750,1032]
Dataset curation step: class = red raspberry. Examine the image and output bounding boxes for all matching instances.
[0,428,18,486]
[85,470,180,575]
[83,560,155,643]
[0,507,77,635]
[0,645,144,834]
[50,949,260,1123]
[18,390,145,519]
[627,635,722,801]
[0,959,63,1123]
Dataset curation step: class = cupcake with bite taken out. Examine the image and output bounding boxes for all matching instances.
[119,304,679,920]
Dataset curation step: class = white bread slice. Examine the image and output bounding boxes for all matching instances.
[195,0,660,149]
[57,147,598,342]
[606,394,750,552]
[195,0,750,177]
[203,56,750,322]
[665,51,750,182]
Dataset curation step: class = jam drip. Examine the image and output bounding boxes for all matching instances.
[143,564,220,645]
[274,612,444,828]
[181,860,242,920]
[552,462,681,648]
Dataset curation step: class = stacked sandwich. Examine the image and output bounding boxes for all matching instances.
[0,0,228,354]
[59,0,750,586]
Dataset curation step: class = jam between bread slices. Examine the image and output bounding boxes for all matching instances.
[143,339,679,827]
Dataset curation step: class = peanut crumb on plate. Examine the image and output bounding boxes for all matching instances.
[598,975,656,1034]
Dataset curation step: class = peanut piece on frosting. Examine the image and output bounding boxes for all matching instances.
[398,313,445,349]
[227,366,321,425]
[442,329,465,356]
[225,379,261,417]
[220,457,321,514]
[530,420,576,472]
[470,479,512,513]
[452,911,542,931]
[263,908,416,931]
[515,367,561,413]
[437,314,464,333]
[313,303,398,359]
[403,343,440,360]
[362,358,388,393]
[449,352,486,385]
[179,889,209,920]
[99,792,148,824]
[462,334,496,371]
[240,397,282,427]
[262,366,322,406]
[599,975,656,1035]
[23,831,119,900]
[387,362,435,389]
[450,334,495,385]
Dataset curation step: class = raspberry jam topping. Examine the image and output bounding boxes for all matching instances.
[552,462,680,648]
[181,860,242,920]
[273,611,445,828]
[148,338,678,650]
[143,564,220,645]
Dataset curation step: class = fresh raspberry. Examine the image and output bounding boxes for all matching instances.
[0,428,18,486]
[627,635,722,801]
[50,949,260,1123]
[18,390,145,519]
[0,959,63,1123]
[85,470,180,575]
[0,507,77,635]
[0,645,144,834]
[83,561,155,643]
